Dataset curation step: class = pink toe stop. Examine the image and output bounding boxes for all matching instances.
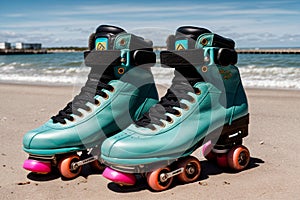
[103,167,136,186]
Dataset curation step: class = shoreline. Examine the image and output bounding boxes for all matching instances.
[1,81,300,92]
[3,47,300,54]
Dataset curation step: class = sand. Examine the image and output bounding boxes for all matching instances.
[0,83,299,200]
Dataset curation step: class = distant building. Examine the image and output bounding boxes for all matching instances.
[0,42,11,49]
[15,43,42,50]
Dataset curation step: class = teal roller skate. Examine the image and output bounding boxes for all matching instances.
[101,26,250,191]
[22,25,159,179]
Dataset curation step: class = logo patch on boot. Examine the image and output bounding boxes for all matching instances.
[219,69,232,80]
[175,40,188,50]
[95,38,108,51]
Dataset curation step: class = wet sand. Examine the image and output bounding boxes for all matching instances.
[0,83,299,199]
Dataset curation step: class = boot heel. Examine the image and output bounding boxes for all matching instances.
[216,114,249,146]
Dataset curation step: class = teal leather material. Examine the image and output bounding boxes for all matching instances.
[23,70,158,155]
[101,81,247,165]
[199,47,248,115]
[114,33,132,50]
[100,33,248,166]
[23,32,159,156]
[195,33,215,48]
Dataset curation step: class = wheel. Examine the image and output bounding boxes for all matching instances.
[58,154,82,179]
[227,145,250,171]
[216,153,228,168]
[103,167,136,186]
[147,167,173,191]
[176,156,201,183]
[23,159,51,174]
[90,160,105,172]
[202,141,216,161]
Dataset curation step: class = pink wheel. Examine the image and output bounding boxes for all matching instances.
[227,145,250,171]
[23,159,51,174]
[202,141,216,161]
[216,154,228,168]
[103,167,136,186]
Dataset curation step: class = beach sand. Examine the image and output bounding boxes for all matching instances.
[0,83,299,199]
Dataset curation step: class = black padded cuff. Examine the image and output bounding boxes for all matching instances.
[84,50,121,67]
[84,50,156,68]
[214,48,238,66]
[212,34,235,49]
[133,50,156,66]
[160,49,204,68]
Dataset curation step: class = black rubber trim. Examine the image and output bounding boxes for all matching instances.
[84,50,156,68]
[212,34,235,49]
[176,26,211,40]
[95,25,125,35]
[160,49,204,68]
[214,48,238,66]
[133,50,156,66]
[84,50,121,67]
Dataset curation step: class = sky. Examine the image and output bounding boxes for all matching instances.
[0,0,300,48]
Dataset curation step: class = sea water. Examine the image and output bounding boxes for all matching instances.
[0,52,299,89]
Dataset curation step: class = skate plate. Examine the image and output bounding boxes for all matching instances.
[103,167,136,186]
[23,159,51,173]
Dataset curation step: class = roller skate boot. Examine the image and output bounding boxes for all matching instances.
[22,25,159,179]
[101,26,250,191]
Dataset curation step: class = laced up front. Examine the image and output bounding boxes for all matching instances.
[51,72,114,124]
[135,76,201,130]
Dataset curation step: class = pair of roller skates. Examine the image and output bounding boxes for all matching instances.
[23,25,250,191]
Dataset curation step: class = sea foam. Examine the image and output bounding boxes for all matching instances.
[0,53,299,90]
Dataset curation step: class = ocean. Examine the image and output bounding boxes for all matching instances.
[0,52,299,89]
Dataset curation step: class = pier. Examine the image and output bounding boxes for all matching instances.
[0,49,47,55]
[236,48,300,54]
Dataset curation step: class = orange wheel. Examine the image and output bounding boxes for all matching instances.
[90,160,105,172]
[176,156,201,183]
[58,154,82,179]
[227,145,250,171]
[147,167,173,191]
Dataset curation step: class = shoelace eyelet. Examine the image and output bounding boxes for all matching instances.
[109,86,115,93]
[85,106,92,112]
[183,105,189,111]
[175,110,182,117]
[181,103,189,111]
[77,112,84,118]
[103,93,109,100]
[95,99,101,106]
[189,97,195,103]
[150,126,157,131]
[159,122,166,128]
[195,88,201,95]
[69,116,75,122]
[166,116,173,124]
